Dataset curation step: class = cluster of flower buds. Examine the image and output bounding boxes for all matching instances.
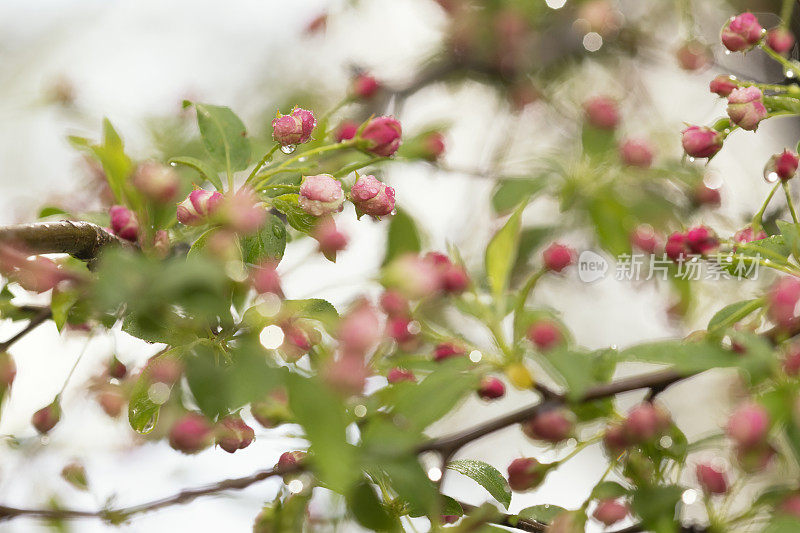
[169,412,213,454]
[506,457,552,492]
[619,138,654,168]
[215,415,255,454]
[664,226,719,262]
[726,86,767,131]
[272,107,316,146]
[765,149,800,181]
[109,205,139,242]
[311,217,348,261]
[132,161,180,203]
[726,402,774,472]
[768,276,800,330]
[521,408,574,443]
[350,175,395,217]
[382,252,469,300]
[584,96,619,130]
[176,189,223,226]
[721,12,763,52]
[298,174,345,216]
[603,402,672,454]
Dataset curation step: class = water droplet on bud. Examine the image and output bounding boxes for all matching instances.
[280,144,296,154]
[764,169,780,183]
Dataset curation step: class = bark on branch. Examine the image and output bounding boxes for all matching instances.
[0,221,129,261]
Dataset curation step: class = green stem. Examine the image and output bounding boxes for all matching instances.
[251,141,356,187]
[781,0,795,27]
[319,97,351,125]
[333,157,387,178]
[761,43,800,78]
[245,144,280,184]
[513,270,545,328]
[785,181,800,223]
[59,337,92,396]
[752,181,781,235]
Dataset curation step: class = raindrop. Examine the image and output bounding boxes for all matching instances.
[688,157,695,163]
[427,467,442,482]
[280,144,296,154]
[724,50,732,55]
[765,169,780,183]
[788,71,796,78]
[354,405,367,418]
[659,436,673,448]
[260,325,285,350]
[682,489,698,504]
[148,382,171,405]
[288,479,304,493]
[469,350,482,363]
[169,161,177,167]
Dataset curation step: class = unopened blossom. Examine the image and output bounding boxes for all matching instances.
[721,12,763,52]
[709,75,738,97]
[619,139,654,168]
[176,189,223,226]
[681,126,723,158]
[350,175,395,217]
[132,161,179,203]
[299,174,345,216]
[726,86,767,131]
[359,116,402,157]
[767,27,795,54]
[272,107,316,146]
[584,96,619,130]
[109,205,138,241]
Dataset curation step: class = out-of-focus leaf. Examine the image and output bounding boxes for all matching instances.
[379,455,438,517]
[38,207,70,219]
[447,460,511,509]
[50,289,79,332]
[128,347,185,433]
[777,220,800,262]
[582,124,615,159]
[707,298,763,334]
[517,504,566,524]
[486,202,525,300]
[764,516,800,533]
[587,193,629,256]
[168,156,223,191]
[591,481,628,500]
[240,215,287,264]
[491,177,548,214]
[271,194,316,233]
[69,119,133,202]
[188,102,250,177]
[391,368,479,431]
[511,226,556,282]
[539,347,616,401]
[630,485,682,533]
[383,209,421,265]
[347,481,398,531]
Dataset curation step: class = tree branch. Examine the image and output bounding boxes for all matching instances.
[0,221,130,262]
[0,308,52,352]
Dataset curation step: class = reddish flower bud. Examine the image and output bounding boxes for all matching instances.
[527,319,562,351]
[542,243,576,272]
[767,27,795,54]
[219,188,267,234]
[727,86,768,131]
[97,386,125,418]
[299,174,345,216]
[784,344,800,376]
[107,356,127,380]
[61,462,88,491]
[631,225,658,253]
[385,316,419,351]
[421,132,446,161]
[132,161,179,203]
[696,463,728,494]
[14,256,66,293]
[338,299,381,355]
[693,182,722,208]
[215,415,255,454]
[619,139,654,168]
[768,277,800,329]
[507,457,548,491]
[522,409,574,443]
[625,403,671,443]
[734,226,766,245]
[359,116,402,157]
[251,261,283,297]
[387,367,416,384]
[603,423,630,454]
[176,189,223,226]
[721,13,764,52]
[676,39,711,71]
[382,254,443,299]
[276,450,306,470]
[153,229,170,258]
[350,175,395,217]
[727,402,770,449]
[0,353,16,388]
[312,217,348,261]
[779,494,800,518]
[147,357,184,385]
[681,126,723,158]
[304,12,327,35]
[323,353,369,396]
[32,401,61,434]
[478,377,505,400]
[251,389,291,429]
[335,120,359,143]
[169,413,213,454]
[379,290,409,318]
[685,225,719,255]
[593,499,628,526]
[709,75,738,97]
[109,205,138,241]
[351,74,381,99]
[423,252,469,293]
[584,96,619,130]
[767,149,800,181]
[664,232,689,262]
[279,322,319,361]
[433,342,466,362]
[441,515,459,524]
[272,107,316,146]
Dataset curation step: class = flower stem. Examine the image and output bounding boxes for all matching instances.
[784,181,799,223]
[781,0,795,27]
[760,43,800,79]
[752,181,781,235]
[251,141,356,187]
[245,144,280,184]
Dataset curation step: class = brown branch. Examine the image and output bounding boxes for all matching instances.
[0,308,52,352]
[0,221,130,262]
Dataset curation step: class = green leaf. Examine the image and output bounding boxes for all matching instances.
[287,374,357,493]
[282,299,339,326]
[707,298,763,334]
[383,209,422,265]
[764,516,800,533]
[447,460,512,509]
[38,206,70,219]
[539,347,616,401]
[347,481,398,531]
[582,124,616,158]
[168,156,223,191]
[128,347,185,433]
[70,119,133,202]
[50,289,79,333]
[617,339,751,374]
[587,193,630,256]
[380,455,438,517]
[391,368,479,431]
[591,481,628,500]
[517,504,566,523]
[271,194,316,234]
[486,202,525,300]
[630,485,682,533]
[240,215,287,264]
[777,220,800,262]
[491,177,548,214]
[190,102,250,180]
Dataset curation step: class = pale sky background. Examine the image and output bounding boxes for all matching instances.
[0,0,796,531]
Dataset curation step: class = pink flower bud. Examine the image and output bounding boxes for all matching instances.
[734,226,766,245]
[32,401,61,434]
[423,252,469,294]
[735,442,776,473]
[350,175,395,217]
[727,86,768,131]
[681,126,723,158]
[215,415,255,454]
[169,413,213,454]
[0,353,16,389]
[323,353,369,396]
[280,322,319,361]
[299,174,345,216]
[272,107,316,146]
[779,494,800,518]
[665,232,689,262]
[522,409,574,443]
[251,261,283,297]
[583,96,619,130]
[507,457,548,491]
[379,290,409,317]
[542,243,576,272]
[383,254,443,299]
[351,74,381,99]
[676,39,711,71]
[696,463,728,494]
[153,230,170,258]
[13,256,65,294]
[386,316,419,351]
[685,225,719,255]
[147,357,184,385]
[219,188,267,234]
[132,162,179,203]
[619,139,654,168]
[768,277,800,329]
[693,182,722,207]
[709,75,739,97]
[625,403,671,443]
[767,27,795,54]
[335,120,359,143]
[631,225,658,253]
[527,319,562,351]
[593,499,628,526]
[276,450,306,470]
[726,402,770,449]
[338,299,381,355]
[721,12,764,52]
[251,389,291,429]
[478,376,505,400]
[387,367,416,384]
[109,205,138,241]
[107,356,127,380]
[784,344,800,376]
[603,423,630,454]
[312,217,348,261]
[767,149,800,181]
[421,132,446,161]
[97,386,125,418]
[359,116,402,157]
[441,515,459,524]
[176,189,223,226]
[434,342,466,362]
